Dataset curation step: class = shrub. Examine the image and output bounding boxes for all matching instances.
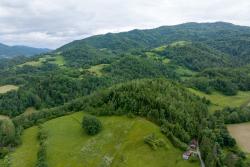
[0,119,16,146]
[82,115,102,135]
[144,133,167,150]
[0,147,9,159]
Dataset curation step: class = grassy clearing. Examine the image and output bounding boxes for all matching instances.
[170,41,191,47]
[10,126,39,167]
[0,115,10,120]
[41,112,198,167]
[22,107,37,116]
[54,55,65,66]
[0,85,19,94]
[152,45,167,52]
[145,52,171,64]
[189,89,250,112]
[17,55,51,67]
[87,64,109,76]
[18,55,65,67]
[227,123,250,153]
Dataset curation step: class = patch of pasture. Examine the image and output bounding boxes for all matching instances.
[54,55,65,66]
[189,89,250,112]
[22,107,37,116]
[18,55,65,67]
[41,112,198,167]
[227,123,250,153]
[10,126,39,167]
[0,85,19,94]
[170,41,191,47]
[87,64,109,76]
[0,115,10,120]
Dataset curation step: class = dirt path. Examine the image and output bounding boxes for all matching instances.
[197,145,205,167]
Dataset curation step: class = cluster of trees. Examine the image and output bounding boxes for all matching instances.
[0,118,21,160]
[60,45,116,68]
[144,133,166,150]
[154,42,231,71]
[36,125,48,167]
[103,55,177,82]
[82,115,102,135]
[187,66,250,95]
[0,69,109,117]
[215,107,250,124]
[0,119,16,146]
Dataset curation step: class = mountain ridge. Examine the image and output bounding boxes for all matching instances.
[0,43,51,58]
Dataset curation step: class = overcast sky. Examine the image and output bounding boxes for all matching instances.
[0,0,250,49]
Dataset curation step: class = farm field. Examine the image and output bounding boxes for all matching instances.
[10,112,199,167]
[227,123,250,153]
[10,126,39,167]
[0,85,19,94]
[189,89,250,112]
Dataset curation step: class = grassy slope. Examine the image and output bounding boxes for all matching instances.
[87,64,109,76]
[189,88,250,112]
[0,115,10,120]
[0,85,19,94]
[10,126,39,167]
[41,112,198,167]
[18,55,65,67]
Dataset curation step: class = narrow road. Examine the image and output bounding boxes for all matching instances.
[197,145,205,167]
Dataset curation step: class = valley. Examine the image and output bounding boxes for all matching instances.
[1,22,250,167]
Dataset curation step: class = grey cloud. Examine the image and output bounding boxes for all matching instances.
[0,0,250,49]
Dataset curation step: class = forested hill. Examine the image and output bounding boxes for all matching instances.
[0,43,51,58]
[1,22,250,166]
[58,22,250,64]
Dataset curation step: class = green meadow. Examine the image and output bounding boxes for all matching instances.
[18,55,65,67]
[189,88,250,112]
[10,127,39,167]
[87,64,109,76]
[9,112,199,167]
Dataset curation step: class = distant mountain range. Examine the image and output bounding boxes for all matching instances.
[0,43,51,58]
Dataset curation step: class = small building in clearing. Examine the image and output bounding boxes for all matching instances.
[183,151,192,160]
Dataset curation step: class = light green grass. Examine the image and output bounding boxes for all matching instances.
[152,45,167,52]
[145,52,171,64]
[170,41,191,47]
[87,64,109,76]
[18,55,65,67]
[10,126,39,167]
[189,88,250,112]
[0,115,10,120]
[0,85,19,94]
[18,55,51,67]
[41,112,198,167]
[176,67,197,80]
[22,107,37,116]
[54,55,65,66]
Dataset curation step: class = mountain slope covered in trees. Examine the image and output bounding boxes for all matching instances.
[0,43,51,58]
[1,22,250,167]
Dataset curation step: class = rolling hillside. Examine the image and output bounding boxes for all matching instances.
[0,43,51,58]
[1,22,250,167]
